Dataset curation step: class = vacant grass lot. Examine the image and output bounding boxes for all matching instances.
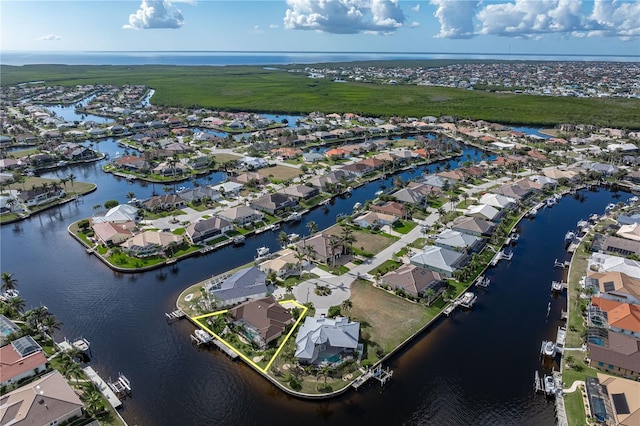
[349,279,431,353]
[257,164,301,181]
[2,64,638,127]
[324,225,398,255]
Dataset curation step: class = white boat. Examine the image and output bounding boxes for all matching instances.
[375,190,384,197]
[551,281,564,292]
[564,231,575,243]
[2,289,19,299]
[605,203,616,211]
[510,233,520,242]
[629,196,639,203]
[546,197,557,207]
[269,223,280,231]
[544,374,557,395]
[287,233,300,242]
[194,329,212,344]
[353,202,362,210]
[459,292,477,308]
[528,207,538,217]
[286,212,302,222]
[542,340,557,357]
[72,337,91,352]
[257,246,270,257]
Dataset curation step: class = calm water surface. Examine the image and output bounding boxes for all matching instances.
[1,139,626,425]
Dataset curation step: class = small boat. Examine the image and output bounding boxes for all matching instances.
[509,233,520,242]
[287,233,300,242]
[542,340,557,357]
[269,223,280,231]
[194,329,212,344]
[232,235,245,245]
[546,197,557,207]
[2,289,19,299]
[544,374,557,395]
[72,337,90,352]
[528,207,538,217]
[257,246,270,257]
[564,231,575,244]
[629,196,639,203]
[459,292,477,308]
[375,190,384,197]
[285,212,302,222]
[551,281,564,292]
[353,202,362,210]
[605,203,616,211]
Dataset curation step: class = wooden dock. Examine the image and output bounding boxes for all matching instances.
[165,309,186,323]
[83,366,122,409]
[352,364,393,390]
[211,338,239,359]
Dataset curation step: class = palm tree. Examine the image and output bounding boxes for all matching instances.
[126,191,136,202]
[1,272,18,293]
[294,249,306,275]
[278,231,289,248]
[306,220,318,236]
[62,359,84,384]
[83,387,105,417]
[3,296,25,318]
[341,299,352,315]
[67,173,76,193]
[328,235,342,267]
[339,225,355,255]
[41,314,63,339]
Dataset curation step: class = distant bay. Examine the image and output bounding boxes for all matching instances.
[2,50,638,66]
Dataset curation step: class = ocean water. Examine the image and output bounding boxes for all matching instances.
[2,50,638,66]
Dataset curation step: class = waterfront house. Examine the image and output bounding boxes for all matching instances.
[153,161,188,177]
[218,205,264,226]
[142,194,186,212]
[410,246,469,278]
[529,175,558,189]
[250,193,296,215]
[422,174,451,189]
[588,331,640,379]
[212,181,244,197]
[587,374,640,425]
[0,315,19,346]
[177,186,222,204]
[205,266,270,308]
[92,221,135,246]
[295,316,360,366]
[465,204,503,222]
[0,336,47,388]
[341,161,373,178]
[478,193,516,210]
[391,187,425,205]
[0,371,83,426]
[590,297,640,338]
[114,155,151,173]
[371,201,406,219]
[233,171,266,186]
[588,253,640,280]
[617,223,640,242]
[185,155,213,170]
[586,271,640,305]
[354,211,398,229]
[258,248,303,279]
[297,233,343,265]
[434,229,485,253]
[380,264,444,299]
[617,214,640,226]
[280,184,320,201]
[120,230,185,257]
[17,186,65,208]
[228,296,294,349]
[308,170,353,192]
[92,204,139,224]
[592,234,640,257]
[185,216,233,245]
[450,215,496,237]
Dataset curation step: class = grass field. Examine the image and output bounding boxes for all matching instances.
[257,164,301,181]
[349,279,431,353]
[2,64,638,128]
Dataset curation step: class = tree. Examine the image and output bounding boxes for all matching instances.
[83,387,105,417]
[126,191,136,202]
[62,358,83,384]
[339,225,356,255]
[104,200,119,209]
[1,272,18,293]
[341,299,353,315]
[67,173,76,193]
[306,220,318,236]
[278,231,289,248]
[328,235,342,267]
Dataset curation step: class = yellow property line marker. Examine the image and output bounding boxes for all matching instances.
[191,300,308,373]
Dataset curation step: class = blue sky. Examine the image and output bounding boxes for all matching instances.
[1,1,639,55]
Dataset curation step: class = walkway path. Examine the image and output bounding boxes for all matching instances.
[563,380,585,393]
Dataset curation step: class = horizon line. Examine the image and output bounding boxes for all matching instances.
[2,50,638,58]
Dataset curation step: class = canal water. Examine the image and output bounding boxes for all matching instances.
[1,136,627,425]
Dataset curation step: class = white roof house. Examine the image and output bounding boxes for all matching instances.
[410,245,469,277]
[465,204,502,222]
[478,193,516,210]
[588,253,640,280]
[295,316,360,365]
[92,204,138,223]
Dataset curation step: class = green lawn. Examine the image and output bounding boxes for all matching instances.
[2,64,638,127]
[393,220,417,234]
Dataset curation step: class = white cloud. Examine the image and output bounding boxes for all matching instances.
[476,0,584,38]
[38,34,62,41]
[283,0,407,35]
[430,0,478,39]
[269,24,280,29]
[588,0,640,40]
[429,0,640,40]
[123,0,184,30]
[412,4,420,13]
[410,21,420,27]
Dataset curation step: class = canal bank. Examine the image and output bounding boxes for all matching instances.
[2,135,626,425]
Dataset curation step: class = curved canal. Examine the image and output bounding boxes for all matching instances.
[1,136,627,425]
